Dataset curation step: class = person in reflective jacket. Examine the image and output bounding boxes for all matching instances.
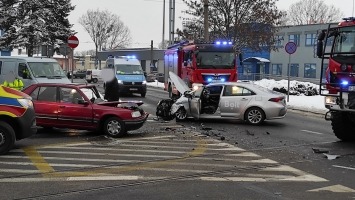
[104,76,120,102]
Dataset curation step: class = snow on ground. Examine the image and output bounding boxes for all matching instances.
[146,79,328,114]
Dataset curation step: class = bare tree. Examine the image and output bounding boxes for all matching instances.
[78,9,131,69]
[158,39,170,49]
[182,0,284,53]
[286,0,343,25]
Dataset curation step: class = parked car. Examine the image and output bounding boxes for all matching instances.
[73,70,87,79]
[22,83,149,137]
[156,72,287,125]
[0,86,37,155]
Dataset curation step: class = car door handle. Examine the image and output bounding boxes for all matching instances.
[241,98,248,101]
[59,105,66,108]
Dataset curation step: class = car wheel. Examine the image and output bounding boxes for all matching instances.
[0,121,16,155]
[141,92,146,97]
[245,107,265,125]
[93,78,98,83]
[87,80,92,83]
[175,107,187,122]
[103,117,126,138]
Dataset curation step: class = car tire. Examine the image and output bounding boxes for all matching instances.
[93,78,98,83]
[0,121,16,155]
[141,92,146,97]
[103,117,126,138]
[175,107,187,122]
[87,80,92,83]
[245,107,265,125]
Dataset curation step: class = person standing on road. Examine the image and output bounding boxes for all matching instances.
[104,74,120,102]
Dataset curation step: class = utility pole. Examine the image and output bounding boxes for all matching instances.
[168,0,175,45]
[162,0,166,49]
[203,0,209,42]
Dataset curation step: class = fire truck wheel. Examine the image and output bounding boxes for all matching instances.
[175,107,187,121]
[331,112,355,141]
[0,121,16,155]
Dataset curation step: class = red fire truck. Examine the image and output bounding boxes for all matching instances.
[164,40,238,97]
[317,17,355,141]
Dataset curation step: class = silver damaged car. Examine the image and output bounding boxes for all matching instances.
[156,72,287,125]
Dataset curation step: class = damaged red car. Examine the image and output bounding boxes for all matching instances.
[22,83,149,138]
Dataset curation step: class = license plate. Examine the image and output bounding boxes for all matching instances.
[349,86,355,91]
[129,88,138,91]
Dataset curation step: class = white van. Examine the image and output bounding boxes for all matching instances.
[85,69,102,83]
[0,56,70,89]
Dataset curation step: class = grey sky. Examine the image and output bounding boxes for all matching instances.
[68,0,354,52]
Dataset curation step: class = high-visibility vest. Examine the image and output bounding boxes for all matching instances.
[12,78,24,90]
[1,81,9,87]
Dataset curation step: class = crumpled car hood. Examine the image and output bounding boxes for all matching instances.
[169,71,191,94]
[98,100,143,109]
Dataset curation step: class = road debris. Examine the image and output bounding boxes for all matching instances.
[312,148,329,154]
[323,153,340,160]
[246,130,254,136]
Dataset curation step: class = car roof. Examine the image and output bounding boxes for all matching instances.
[0,56,57,62]
[28,83,95,88]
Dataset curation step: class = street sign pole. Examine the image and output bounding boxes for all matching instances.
[287,54,291,102]
[284,42,297,102]
[67,35,79,83]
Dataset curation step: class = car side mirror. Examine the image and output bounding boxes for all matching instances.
[316,41,323,58]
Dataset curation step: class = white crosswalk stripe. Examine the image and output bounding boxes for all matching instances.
[0,133,329,185]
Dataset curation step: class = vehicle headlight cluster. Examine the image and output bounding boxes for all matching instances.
[131,111,141,118]
[18,98,33,108]
[325,96,337,105]
[142,80,147,84]
[340,64,355,72]
[117,80,123,84]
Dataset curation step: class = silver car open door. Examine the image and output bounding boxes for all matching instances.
[189,97,200,119]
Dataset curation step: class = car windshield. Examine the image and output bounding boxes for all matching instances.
[115,64,144,75]
[196,52,235,69]
[81,87,104,103]
[28,62,67,78]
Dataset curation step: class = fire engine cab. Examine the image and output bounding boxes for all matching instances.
[164,40,238,97]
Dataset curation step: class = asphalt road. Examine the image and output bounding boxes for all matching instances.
[1,80,354,200]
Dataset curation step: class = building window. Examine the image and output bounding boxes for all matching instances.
[275,35,283,47]
[290,64,299,77]
[243,64,252,75]
[305,33,316,46]
[304,63,316,78]
[272,64,282,75]
[289,34,300,46]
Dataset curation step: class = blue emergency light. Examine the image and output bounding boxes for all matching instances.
[341,80,349,85]
[215,41,233,45]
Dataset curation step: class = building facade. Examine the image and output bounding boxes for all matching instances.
[268,23,337,84]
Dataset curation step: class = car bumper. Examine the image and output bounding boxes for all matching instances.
[265,106,287,120]
[118,84,147,94]
[17,107,37,140]
[124,112,149,131]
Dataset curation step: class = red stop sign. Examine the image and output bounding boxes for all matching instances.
[67,35,79,49]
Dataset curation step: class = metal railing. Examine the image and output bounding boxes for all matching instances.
[238,73,320,84]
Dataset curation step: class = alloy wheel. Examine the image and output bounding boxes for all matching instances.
[107,120,122,136]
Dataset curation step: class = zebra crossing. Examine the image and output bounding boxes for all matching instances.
[0,129,331,184]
